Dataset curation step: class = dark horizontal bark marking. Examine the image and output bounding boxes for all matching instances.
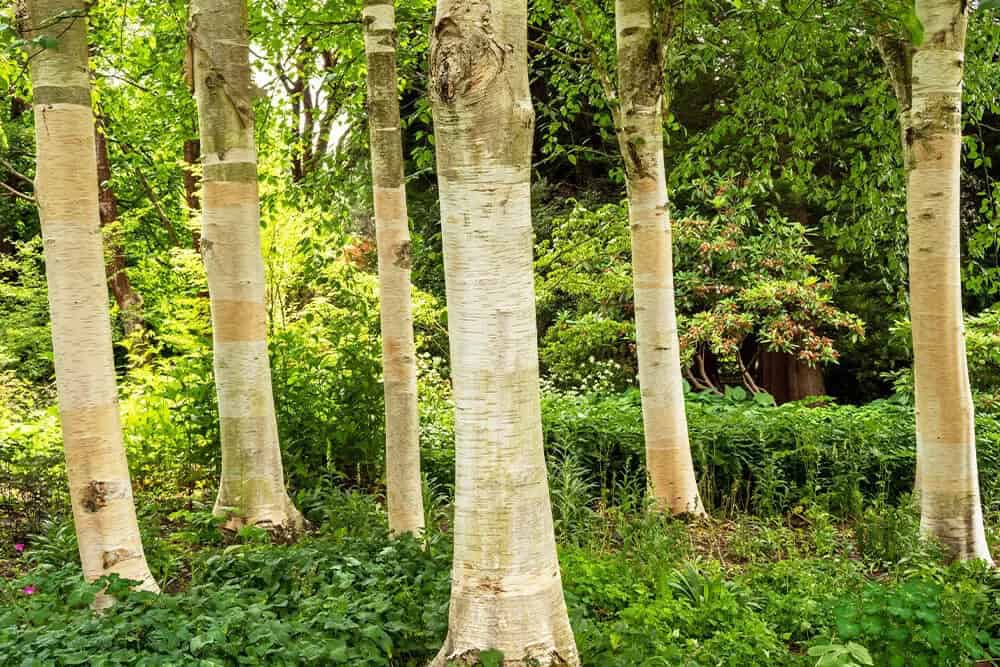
[33,85,91,107]
[204,162,257,182]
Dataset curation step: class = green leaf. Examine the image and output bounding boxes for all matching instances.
[817,649,846,667]
[725,385,748,402]
[901,7,924,46]
[753,391,776,406]
[478,650,504,667]
[66,587,95,609]
[846,642,874,666]
[979,0,1000,10]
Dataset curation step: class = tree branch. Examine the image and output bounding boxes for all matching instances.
[0,180,35,203]
[528,39,589,64]
[0,157,33,186]
[873,30,912,111]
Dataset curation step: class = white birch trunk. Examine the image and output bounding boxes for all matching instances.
[23,0,158,606]
[907,0,992,563]
[363,0,426,537]
[615,0,703,515]
[189,0,304,536]
[427,0,580,663]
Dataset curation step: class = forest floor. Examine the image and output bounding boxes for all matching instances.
[2,489,999,665]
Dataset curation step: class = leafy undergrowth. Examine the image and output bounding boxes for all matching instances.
[2,493,999,666]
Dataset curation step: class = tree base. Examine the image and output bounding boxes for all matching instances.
[429,645,578,667]
[93,575,159,612]
[428,589,580,667]
[213,494,307,541]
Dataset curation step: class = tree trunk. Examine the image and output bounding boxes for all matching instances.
[363,0,425,537]
[759,350,825,404]
[94,118,143,336]
[189,0,304,536]
[427,0,580,663]
[788,358,824,401]
[22,0,157,606]
[183,138,202,253]
[614,0,703,515]
[906,0,992,563]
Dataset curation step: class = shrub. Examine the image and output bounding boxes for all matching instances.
[828,567,1000,666]
[0,239,52,383]
[574,562,786,666]
[0,530,452,665]
[537,389,1000,519]
[0,384,64,547]
[531,196,864,396]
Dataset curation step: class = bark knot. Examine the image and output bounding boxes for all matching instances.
[81,480,122,513]
[393,240,411,269]
[102,548,139,569]
[430,7,504,105]
[625,137,653,180]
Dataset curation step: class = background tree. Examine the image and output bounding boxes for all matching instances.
[608,0,703,514]
[362,0,425,536]
[94,116,143,338]
[427,0,580,662]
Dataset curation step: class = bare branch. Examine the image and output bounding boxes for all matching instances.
[0,157,33,186]
[0,180,36,203]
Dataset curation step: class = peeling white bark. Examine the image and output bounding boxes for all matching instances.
[614,0,703,515]
[190,0,303,535]
[907,0,992,563]
[428,0,580,663]
[363,0,426,537]
[24,0,158,606]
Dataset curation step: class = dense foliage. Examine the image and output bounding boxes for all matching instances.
[3,490,1000,666]
[3,0,1000,664]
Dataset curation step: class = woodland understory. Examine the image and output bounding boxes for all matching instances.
[3,0,1000,665]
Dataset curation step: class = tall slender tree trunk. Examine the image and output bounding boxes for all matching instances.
[615,0,703,515]
[94,118,144,336]
[362,0,425,537]
[188,0,303,535]
[905,0,992,562]
[21,0,157,605]
[428,0,579,664]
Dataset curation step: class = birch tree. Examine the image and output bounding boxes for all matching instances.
[569,0,702,514]
[362,0,425,537]
[188,0,304,535]
[612,0,703,515]
[427,0,580,662]
[21,0,157,605]
[876,0,993,562]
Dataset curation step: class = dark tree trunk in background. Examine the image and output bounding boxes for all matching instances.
[94,119,143,335]
[183,138,202,252]
[759,350,825,404]
[10,96,27,119]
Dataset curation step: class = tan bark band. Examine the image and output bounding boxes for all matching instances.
[211,300,267,342]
